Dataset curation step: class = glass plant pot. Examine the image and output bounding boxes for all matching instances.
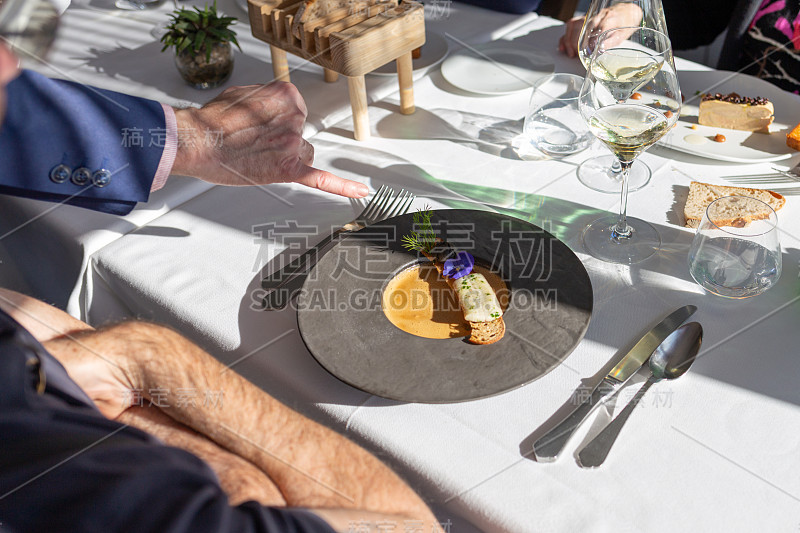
[175,42,233,89]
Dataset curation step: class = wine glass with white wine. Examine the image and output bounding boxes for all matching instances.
[579,26,680,264]
[575,0,669,194]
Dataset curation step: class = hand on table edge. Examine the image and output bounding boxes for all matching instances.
[169,82,369,199]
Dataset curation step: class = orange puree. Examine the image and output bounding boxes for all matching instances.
[382,263,507,340]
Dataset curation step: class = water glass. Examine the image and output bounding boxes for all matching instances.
[523,73,594,157]
[688,196,782,298]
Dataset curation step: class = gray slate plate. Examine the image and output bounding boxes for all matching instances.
[296,210,593,403]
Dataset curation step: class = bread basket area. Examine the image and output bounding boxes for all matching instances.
[246,0,425,140]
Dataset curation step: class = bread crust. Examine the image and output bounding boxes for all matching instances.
[683,181,785,229]
[468,318,505,345]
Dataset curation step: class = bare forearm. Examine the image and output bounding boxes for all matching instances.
[45,322,439,529]
[0,288,92,342]
[117,405,286,507]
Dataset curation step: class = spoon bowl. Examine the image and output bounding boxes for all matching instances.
[650,321,703,381]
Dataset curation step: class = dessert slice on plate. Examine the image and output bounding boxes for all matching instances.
[698,92,774,133]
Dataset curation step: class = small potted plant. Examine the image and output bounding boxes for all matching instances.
[160,1,240,89]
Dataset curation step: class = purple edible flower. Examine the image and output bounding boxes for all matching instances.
[442,251,475,280]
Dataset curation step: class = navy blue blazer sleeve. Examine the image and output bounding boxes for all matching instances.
[0,70,167,215]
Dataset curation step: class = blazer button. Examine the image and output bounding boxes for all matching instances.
[49,164,71,184]
[71,167,92,186]
[92,169,112,188]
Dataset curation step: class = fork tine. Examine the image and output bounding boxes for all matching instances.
[387,191,414,219]
[382,190,407,220]
[362,186,394,221]
[359,185,391,221]
[386,188,405,211]
[398,192,415,215]
[356,185,382,217]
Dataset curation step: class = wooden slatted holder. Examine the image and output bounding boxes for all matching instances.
[247,0,425,141]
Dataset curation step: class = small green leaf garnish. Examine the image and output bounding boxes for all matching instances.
[401,207,436,253]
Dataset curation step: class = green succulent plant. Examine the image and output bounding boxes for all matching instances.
[160,1,241,62]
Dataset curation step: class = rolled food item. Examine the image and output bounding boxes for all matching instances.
[425,242,505,345]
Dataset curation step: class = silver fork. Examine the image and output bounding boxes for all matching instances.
[262,186,415,309]
[723,166,800,185]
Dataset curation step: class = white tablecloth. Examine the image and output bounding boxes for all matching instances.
[87,78,800,533]
[7,3,800,532]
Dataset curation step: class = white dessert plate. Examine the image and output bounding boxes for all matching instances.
[369,31,449,76]
[440,41,555,95]
[659,70,800,163]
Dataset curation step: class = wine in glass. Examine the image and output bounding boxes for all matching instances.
[575,0,669,194]
[579,26,680,264]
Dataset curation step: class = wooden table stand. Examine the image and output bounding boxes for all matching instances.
[247,0,424,140]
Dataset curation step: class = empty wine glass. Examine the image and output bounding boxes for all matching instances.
[579,26,680,264]
[575,0,669,194]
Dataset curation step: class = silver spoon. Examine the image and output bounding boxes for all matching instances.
[576,322,703,468]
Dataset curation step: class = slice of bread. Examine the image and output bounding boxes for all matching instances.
[468,318,505,345]
[787,122,800,151]
[292,0,391,38]
[683,181,785,228]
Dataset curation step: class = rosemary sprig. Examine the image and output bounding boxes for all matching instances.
[401,208,436,253]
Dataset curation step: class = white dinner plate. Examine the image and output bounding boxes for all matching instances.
[659,70,800,163]
[440,41,555,95]
[369,31,449,76]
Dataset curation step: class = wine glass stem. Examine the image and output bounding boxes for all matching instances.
[613,159,633,239]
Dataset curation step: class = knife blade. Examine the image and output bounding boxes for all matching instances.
[532,304,697,462]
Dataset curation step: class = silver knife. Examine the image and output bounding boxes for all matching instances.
[532,304,697,462]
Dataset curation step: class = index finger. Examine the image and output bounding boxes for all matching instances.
[293,165,369,198]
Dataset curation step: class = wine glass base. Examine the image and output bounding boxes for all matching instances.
[582,215,661,264]
[577,155,651,194]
